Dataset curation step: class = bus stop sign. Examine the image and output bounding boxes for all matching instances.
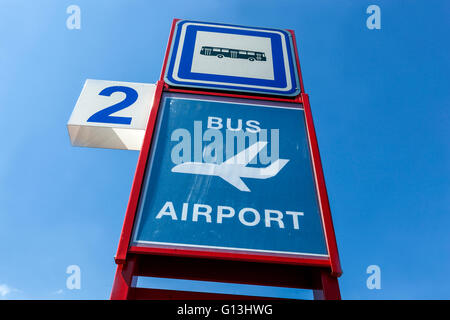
[164,20,301,96]
[110,20,342,300]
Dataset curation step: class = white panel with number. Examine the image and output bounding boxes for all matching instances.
[67,79,156,150]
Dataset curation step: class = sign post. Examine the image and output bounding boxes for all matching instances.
[110,19,342,300]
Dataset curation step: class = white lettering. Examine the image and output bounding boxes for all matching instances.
[181,203,188,221]
[154,202,305,230]
[264,209,285,228]
[286,211,304,229]
[193,204,212,223]
[207,116,223,130]
[238,208,260,227]
[227,118,242,131]
[156,201,177,220]
[246,120,261,133]
[217,206,235,223]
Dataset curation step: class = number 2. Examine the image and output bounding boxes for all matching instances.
[87,86,138,125]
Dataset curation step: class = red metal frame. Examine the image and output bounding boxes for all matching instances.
[112,254,340,300]
[111,19,342,299]
[128,245,330,268]
[159,19,181,82]
[114,79,165,265]
[302,92,342,276]
[165,85,302,104]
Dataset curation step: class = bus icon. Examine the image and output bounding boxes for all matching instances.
[200,46,267,62]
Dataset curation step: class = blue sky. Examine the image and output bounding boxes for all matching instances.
[0,0,449,299]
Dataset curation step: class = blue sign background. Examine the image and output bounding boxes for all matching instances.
[165,20,301,96]
[132,94,328,257]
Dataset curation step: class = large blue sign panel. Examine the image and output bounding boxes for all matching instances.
[132,93,327,257]
[164,20,301,96]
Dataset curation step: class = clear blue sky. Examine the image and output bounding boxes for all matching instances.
[0,0,448,299]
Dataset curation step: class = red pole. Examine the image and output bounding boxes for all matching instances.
[110,256,137,300]
[313,270,341,300]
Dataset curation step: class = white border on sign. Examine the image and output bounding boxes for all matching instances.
[133,240,329,258]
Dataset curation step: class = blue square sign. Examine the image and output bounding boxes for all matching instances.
[131,93,328,258]
[164,20,301,96]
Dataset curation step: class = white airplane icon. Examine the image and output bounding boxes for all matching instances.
[171,141,289,192]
